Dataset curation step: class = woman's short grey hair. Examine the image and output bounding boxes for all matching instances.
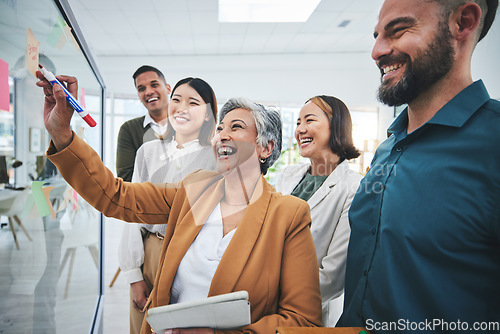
[219,97,282,175]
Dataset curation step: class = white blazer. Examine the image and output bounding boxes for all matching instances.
[275,160,362,327]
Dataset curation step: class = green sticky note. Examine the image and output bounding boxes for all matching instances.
[47,16,68,49]
[47,22,63,47]
[31,181,51,218]
[57,16,67,28]
[359,331,368,334]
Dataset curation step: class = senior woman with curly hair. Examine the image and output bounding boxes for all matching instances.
[36,72,322,334]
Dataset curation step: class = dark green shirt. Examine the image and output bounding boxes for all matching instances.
[116,116,157,182]
[290,172,328,202]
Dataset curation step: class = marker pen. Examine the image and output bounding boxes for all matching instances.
[38,64,97,127]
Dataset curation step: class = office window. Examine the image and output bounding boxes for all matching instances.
[0,0,105,333]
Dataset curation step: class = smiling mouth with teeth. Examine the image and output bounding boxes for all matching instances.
[218,146,237,157]
[174,115,189,122]
[147,97,159,103]
[383,64,403,74]
[300,138,313,145]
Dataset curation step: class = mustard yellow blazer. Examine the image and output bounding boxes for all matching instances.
[48,134,322,334]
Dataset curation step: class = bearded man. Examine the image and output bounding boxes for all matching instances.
[339,0,500,332]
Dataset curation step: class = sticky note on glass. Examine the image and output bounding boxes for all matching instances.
[26,28,40,77]
[47,17,67,50]
[66,26,80,50]
[0,58,9,112]
[43,186,56,219]
[31,181,51,218]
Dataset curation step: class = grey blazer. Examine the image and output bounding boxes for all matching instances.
[275,160,362,326]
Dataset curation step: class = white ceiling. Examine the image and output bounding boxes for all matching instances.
[65,0,387,106]
[67,0,382,57]
[1,0,497,108]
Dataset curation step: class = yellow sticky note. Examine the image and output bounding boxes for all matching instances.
[42,186,56,219]
[65,26,80,51]
[26,28,40,77]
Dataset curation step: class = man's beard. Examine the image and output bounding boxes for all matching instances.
[377,21,455,107]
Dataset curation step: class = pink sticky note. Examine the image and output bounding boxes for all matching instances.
[72,189,78,210]
[0,58,9,112]
[26,28,40,77]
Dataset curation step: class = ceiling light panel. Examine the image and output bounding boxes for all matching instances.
[219,0,321,23]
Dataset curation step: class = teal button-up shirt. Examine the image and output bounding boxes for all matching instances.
[339,80,500,333]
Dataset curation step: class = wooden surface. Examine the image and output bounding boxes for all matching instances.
[276,327,368,334]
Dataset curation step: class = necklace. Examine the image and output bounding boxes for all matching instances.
[154,132,164,140]
[222,166,260,206]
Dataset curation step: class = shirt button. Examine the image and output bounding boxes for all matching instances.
[395,147,403,152]
[373,183,384,193]
[371,228,376,235]
[363,270,368,276]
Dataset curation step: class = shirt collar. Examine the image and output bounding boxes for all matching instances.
[165,139,203,159]
[171,138,201,149]
[143,112,166,128]
[387,108,409,139]
[388,80,490,138]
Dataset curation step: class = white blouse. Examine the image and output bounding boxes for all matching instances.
[118,139,216,284]
[170,203,236,304]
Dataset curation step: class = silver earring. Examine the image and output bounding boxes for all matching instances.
[259,157,267,163]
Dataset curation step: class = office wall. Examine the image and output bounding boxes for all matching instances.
[92,12,499,149]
